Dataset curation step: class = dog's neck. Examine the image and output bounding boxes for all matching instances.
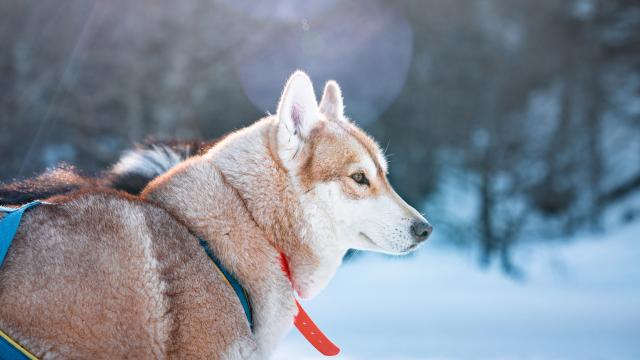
[207,117,346,298]
[143,117,345,299]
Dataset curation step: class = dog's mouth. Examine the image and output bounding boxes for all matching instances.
[359,232,419,254]
[401,242,420,254]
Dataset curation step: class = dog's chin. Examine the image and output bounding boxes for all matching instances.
[385,243,420,256]
[357,233,419,255]
[397,242,421,255]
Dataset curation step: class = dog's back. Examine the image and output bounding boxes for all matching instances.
[0,165,97,205]
[0,190,252,358]
[0,140,211,206]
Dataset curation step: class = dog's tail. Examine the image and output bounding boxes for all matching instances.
[104,140,208,194]
[0,140,211,205]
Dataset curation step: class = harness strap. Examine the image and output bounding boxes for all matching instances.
[0,201,43,360]
[198,238,253,331]
[0,201,43,266]
[0,329,38,360]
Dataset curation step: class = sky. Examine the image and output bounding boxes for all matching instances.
[274,221,640,360]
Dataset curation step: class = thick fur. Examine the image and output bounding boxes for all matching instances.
[0,72,430,359]
[0,190,260,358]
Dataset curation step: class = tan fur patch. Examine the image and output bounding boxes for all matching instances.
[297,120,389,199]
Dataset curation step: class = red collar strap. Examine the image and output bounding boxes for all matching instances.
[279,253,340,356]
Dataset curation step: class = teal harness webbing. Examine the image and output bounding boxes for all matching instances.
[0,201,43,267]
[198,238,254,331]
[0,201,43,360]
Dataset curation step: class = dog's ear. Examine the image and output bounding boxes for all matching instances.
[276,71,319,163]
[319,80,344,121]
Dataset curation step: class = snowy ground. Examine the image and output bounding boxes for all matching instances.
[274,222,640,360]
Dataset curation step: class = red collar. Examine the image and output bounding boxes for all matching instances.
[279,253,340,356]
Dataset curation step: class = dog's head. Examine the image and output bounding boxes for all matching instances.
[276,72,432,260]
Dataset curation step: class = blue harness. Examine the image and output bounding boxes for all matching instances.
[198,238,253,330]
[0,201,253,359]
[0,201,43,360]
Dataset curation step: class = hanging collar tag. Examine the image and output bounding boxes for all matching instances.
[279,253,340,356]
[292,300,340,356]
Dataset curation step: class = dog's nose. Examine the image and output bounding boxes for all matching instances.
[410,221,432,242]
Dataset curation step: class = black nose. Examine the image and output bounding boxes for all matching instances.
[410,221,432,242]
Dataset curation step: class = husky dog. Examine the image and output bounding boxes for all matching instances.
[0,71,431,359]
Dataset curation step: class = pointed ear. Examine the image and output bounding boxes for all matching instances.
[319,80,344,121]
[276,71,319,162]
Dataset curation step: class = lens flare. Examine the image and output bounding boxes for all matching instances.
[234,0,412,124]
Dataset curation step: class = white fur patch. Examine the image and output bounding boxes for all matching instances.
[111,145,186,178]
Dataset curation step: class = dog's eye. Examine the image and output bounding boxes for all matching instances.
[350,172,369,186]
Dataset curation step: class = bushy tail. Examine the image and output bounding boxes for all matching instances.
[104,140,208,194]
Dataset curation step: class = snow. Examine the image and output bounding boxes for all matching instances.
[274,221,640,360]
